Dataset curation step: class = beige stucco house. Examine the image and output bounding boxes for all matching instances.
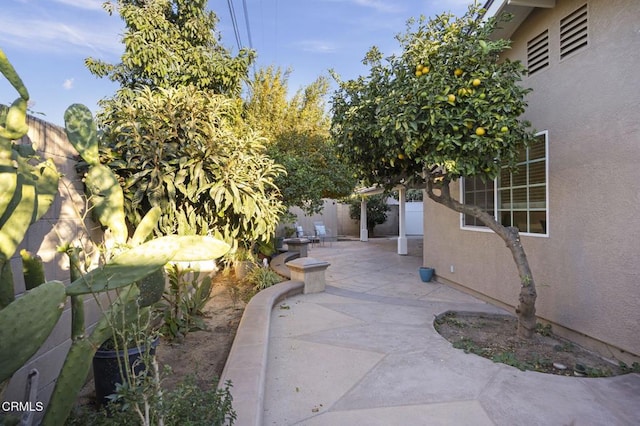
[423,0,640,363]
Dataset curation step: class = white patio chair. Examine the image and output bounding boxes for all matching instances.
[314,222,333,247]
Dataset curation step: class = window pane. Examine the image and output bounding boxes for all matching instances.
[465,177,475,191]
[513,211,528,232]
[512,188,527,207]
[500,167,511,187]
[529,136,546,160]
[529,186,546,207]
[466,191,475,206]
[529,211,547,234]
[498,189,511,209]
[530,161,545,184]
[500,211,512,227]
[512,167,527,187]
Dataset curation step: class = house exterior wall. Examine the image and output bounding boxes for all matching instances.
[424,0,640,362]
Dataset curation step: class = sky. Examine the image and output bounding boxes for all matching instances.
[0,0,475,127]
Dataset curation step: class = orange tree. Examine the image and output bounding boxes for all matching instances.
[330,5,539,338]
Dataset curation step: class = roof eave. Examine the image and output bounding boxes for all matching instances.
[483,0,556,40]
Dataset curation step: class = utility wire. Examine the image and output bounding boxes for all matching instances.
[226,0,243,51]
[242,0,254,50]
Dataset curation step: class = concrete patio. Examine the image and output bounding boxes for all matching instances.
[221,237,640,426]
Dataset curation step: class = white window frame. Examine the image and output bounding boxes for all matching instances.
[460,130,549,238]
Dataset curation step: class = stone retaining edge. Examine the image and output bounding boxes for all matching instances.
[218,279,304,426]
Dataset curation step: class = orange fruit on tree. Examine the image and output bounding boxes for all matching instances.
[475,127,486,136]
[501,126,509,133]
[454,68,463,77]
[398,153,405,160]
[472,78,481,87]
[447,94,456,103]
[415,70,422,77]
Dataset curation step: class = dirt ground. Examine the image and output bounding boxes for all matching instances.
[155,275,248,391]
[435,311,632,377]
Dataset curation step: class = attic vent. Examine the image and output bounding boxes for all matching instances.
[527,30,549,75]
[560,4,588,59]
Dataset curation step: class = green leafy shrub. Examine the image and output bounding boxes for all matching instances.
[245,267,284,292]
[161,264,214,340]
[98,86,285,251]
[66,378,236,426]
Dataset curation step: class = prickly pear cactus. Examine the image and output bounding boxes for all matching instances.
[0,46,63,404]
[63,104,127,244]
[0,46,60,283]
[0,281,66,383]
[20,249,45,290]
[63,103,99,166]
[0,48,29,100]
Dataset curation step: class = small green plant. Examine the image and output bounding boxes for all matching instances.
[434,312,467,330]
[584,366,611,378]
[492,352,530,371]
[529,353,552,370]
[535,323,552,336]
[161,264,214,340]
[619,362,640,374]
[453,337,480,354]
[66,377,236,426]
[245,266,284,292]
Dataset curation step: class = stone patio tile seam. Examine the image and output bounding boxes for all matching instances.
[293,327,390,356]
[308,354,393,423]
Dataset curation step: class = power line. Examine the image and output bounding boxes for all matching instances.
[226,0,243,51]
[242,0,254,50]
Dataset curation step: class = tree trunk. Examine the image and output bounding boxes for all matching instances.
[426,177,537,338]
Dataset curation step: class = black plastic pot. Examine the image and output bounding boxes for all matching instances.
[93,337,159,406]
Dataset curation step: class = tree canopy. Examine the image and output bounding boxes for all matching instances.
[330,5,539,338]
[87,0,254,96]
[244,66,356,214]
[88,0,283,250]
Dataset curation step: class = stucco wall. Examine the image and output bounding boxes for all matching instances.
[424,0,640,361]
[283,199,340,238]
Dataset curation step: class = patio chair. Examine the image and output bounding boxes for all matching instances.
[292,225,318,249]
[314,222,333,247]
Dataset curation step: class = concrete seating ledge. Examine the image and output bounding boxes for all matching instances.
[217,279,304,426]
[269,250,299,279]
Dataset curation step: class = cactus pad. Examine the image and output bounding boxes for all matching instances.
[63,104,99,166]
[84,164,128,244]
[0,174,36,261]
[0,280,66,383]
[0,48,29,101]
